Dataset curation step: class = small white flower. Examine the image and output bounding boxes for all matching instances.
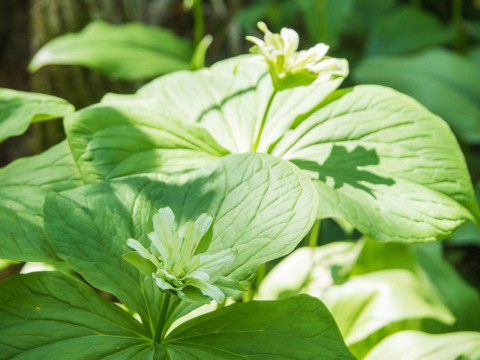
[124,207,239,304]
[246,22,348,90]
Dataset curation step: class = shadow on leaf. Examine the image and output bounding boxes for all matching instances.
[291,145,395,198]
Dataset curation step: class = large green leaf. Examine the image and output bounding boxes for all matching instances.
[164,295,355,359]
[366,6,453,55]
[257,239,457,358]
[0,88,73,142]
[69,56,478,242]
[364,331,480,360]
[29,21,193,81]
[354,48,480,144]
[0,272,354,359]
[272,85,478,242]
[0,141,82,261]
[0,271,153,359]
[44,153,317,331]
[66,98,229,182]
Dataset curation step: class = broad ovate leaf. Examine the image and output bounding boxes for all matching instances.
[0,141,82,261]
[364,331,480,360]
[257,240,456,358]
[354,49,480,144]
[366,6,453,55]
[272,85,478,242]
[0,273,354,358]
[0,88,73,142]
[44,153,317,330]
[165,295,355,359]
[29,21,193,80]
[70,55,478,242]
[0,272,152,359]
[66,98,229,182]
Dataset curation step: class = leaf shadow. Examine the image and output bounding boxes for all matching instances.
[291,145,395,198]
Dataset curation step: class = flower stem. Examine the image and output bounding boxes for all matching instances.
[154,292,171,344]
[192,0,204,47]
[252,89,278,152]
[308,220,320,249]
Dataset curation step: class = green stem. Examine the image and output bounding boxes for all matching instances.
[192,0,204,47]
[256,263,267,288]
[308,220,320,249]
[410,0,421,8]
[243,285,254,302]
[252,90,278,152]
[154,292,171,344]
[452,0,464,50]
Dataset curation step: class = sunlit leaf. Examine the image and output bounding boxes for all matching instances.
[0,141,82,261]
[29,21,193,80]
[364,331,480,360]
[0,88,73,143]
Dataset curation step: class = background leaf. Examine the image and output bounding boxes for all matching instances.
[366,6,453,55]
[0,88,73,143]
[364,330,480,360]
[354,49,480,144]
[29,21,193,80]
[0,141,82,261]
[165,295,355,359]
[0,271,152,360]
[258,237,480,357]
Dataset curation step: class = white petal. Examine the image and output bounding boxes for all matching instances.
[187,277,225,303]
[280,28,299,56]
[127,238,160,266]
[151,207,178,259]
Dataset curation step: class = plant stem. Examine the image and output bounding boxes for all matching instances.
[252,89,278,152]
[154,292,171,344]
[410,0,421,8]
[192,0,204,47]
[256,263,267,288]
[452,0,464,50]
[308,220,320,249]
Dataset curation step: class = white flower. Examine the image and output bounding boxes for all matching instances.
[124,207,239,304]
[246,22,348,90]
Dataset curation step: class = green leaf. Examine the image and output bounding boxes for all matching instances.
[44,153,317,330]
[0,141,82,261]
[272,85,478,242]
[354,48,480,144]
[0,271,152,359]
[257,240,456,358]
[366,6,453,55]
[165,295,355,359]
[72,56,478,242]
[0,88,73,143]
[66,98,229,182]
[29,21,193,81]
[414,244,480,332]
[364,331,480,360]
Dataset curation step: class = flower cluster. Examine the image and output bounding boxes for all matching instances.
[246,22,348,90]
[124,207,239,304]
